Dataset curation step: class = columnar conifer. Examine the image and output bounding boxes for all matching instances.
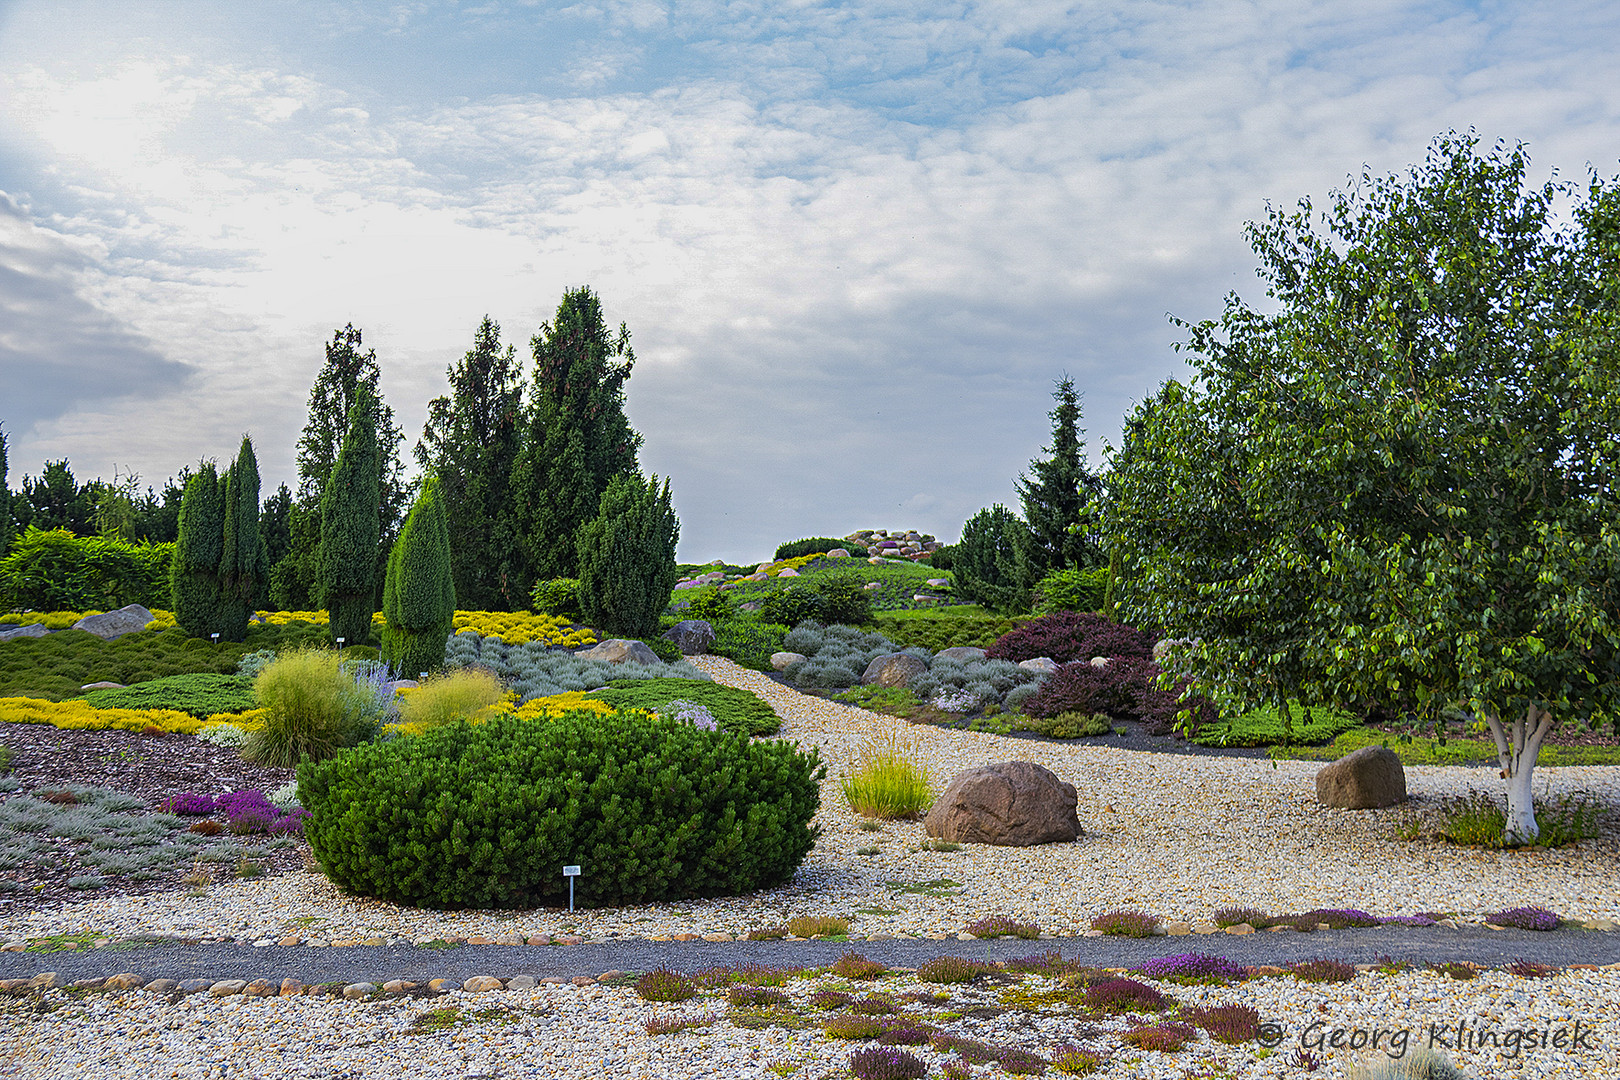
[382,474,455,676]
[217,436,266,642]
[321,385,381,647]
[171,463,225,638]
[575,472,678,639]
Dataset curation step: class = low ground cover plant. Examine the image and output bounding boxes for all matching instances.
[1089,909,1158,937]
[80,673,258,718]
[1487,905,1561,930]
[868,611,1027,652]
[964,916,1040,939]
[442,629,704,701]
[1427,790,1605,849]
[588,677,782,737]
[1132,953,1247,983]
[297,708,824,907]
[1190,700,1363,747]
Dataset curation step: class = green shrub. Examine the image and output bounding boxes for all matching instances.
[683,586,735,622]
[81,673,257,718]
[707,617,788,671]
[321,385,382,650]
[529,578,579,618]
[0,528,174,613]
[245,649,377,766]
[576,473,679,638]
[1031,568,1108,615]
[953,506,1031,614]
[382,476,456,677]
[868,613,1026,652]
[396,668,504,730]
[760,574,872,627]
[774,538,864,560]
[296,709,824,907]
[840,733,931,819]
[588,677,781,736]
[1022,711,1113,738]
[1191,701,1363,747]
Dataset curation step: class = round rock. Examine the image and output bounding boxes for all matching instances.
[861,653,928,689]
[934,646,986,663]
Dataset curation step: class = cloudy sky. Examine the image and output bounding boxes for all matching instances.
[2,1,1617,562]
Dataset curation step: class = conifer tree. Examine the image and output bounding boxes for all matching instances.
[382,475,456,676]
[575,472,678,639]
[1016,376,1104,574]
[321,386,381,647]
[511,287,641,590]
[217,436,266,641]
[171,463,225,638]
[0,425,10,556]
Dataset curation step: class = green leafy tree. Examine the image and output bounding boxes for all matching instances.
[415,315,526,610]
[382,474,456,676]
[1017,375,1103,575]
[170,463,225,638]
[1108,133,1620,845]
[576,472,679,639]
[511,287,642,589]
[217,436,267,641]
[321,385,382,647]
[953,505,1032,614]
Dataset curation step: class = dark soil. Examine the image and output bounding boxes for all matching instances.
[0,724,309,910]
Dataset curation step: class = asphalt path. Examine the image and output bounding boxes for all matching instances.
[2,927,1616,985]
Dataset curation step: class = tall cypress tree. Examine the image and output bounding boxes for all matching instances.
[415,316,525,610]
[171,463,225,639]
[217,436,266,642]
[1016,376,1103,575]
[321,385,381,647]
[575,472,679,639]
[510,287,642,591]
[382,474,456,676]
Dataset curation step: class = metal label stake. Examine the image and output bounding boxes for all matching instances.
[563,865,581,912]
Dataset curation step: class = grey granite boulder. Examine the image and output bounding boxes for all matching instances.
[934,646,986,663]
[0,623,49,642]
[575,638,661,665]
[72,604,154,641]
[1017,657,1059,676]
[861,653,928,688]
[770,651,807,671]
[661,619,716,655]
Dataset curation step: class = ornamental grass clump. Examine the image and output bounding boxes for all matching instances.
[841,732,932,820]
[247,648,378,767]
[1089,909,1158,937]
[849,1047,928,1080]
[395,667,504,731]
[1487,905,1561,930]
[1132,953,1247,983]
[785,915,849,938]
[635,967,696,1002]
[964,915,1040,939]
[1084,977,1167,1013]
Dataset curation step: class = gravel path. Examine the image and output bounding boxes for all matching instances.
[2,654,1618,1077]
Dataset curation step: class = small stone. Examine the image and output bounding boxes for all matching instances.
[957,932,977,940]
[342,982,377,1000]
[1165,921,1192,936]
[526,934,552,946]
[463,976,504,993]
[570,976,594,986]
[0,979,29,991]
[505,975,537,990]
[362,937,387,947]
[1484,923,1505,931]
[1267,924,1291,932]
[70,978,106,990]
[1082,929,1105,937]
[280,979,305,996]
[382,980,416,993]
[278,936,301,947]
[1193,925,1220,935]
[427,978,451,992]
[27,973,66,989]
[144,979,178,993]
[1,942,26,952]
[702,932,733,942]
[253,938,274,947]
[91,938,111,948]
[468,936,495,946]
[924,932,948,940]
[770,651,808,671]
[1017,657,1059,676]
[331,939,359,947]
[542,977,566,985]
[244,979,277,997]
[1225,923,1254,935]
[495,934,524,946]
[209,980,248,997]
[555,934,584,946]
[597,971,624,983]
[103,973,144,991]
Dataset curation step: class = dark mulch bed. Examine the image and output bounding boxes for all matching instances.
[0,724,310,911]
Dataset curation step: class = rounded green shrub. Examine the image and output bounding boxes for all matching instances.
[297,708,824,908]
[529,577,580,618]
[774,537,864,560]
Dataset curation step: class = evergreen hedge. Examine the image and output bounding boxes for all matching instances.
[297,709,823,908]
[1,528,173,613]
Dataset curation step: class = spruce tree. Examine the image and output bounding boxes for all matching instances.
[575,472,678,639]
[171,463,225,639]
[217,436,266,642]
[415,316,525,610]
[511,287,642,591]
[321,385,381,647]
[382,474,456,676]
[1016,376,1103,575]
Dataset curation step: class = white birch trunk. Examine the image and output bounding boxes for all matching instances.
[1482,703,1555,846]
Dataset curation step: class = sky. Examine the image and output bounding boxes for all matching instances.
[2,1,1618,563]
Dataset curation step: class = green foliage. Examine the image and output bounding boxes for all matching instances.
[575,472,679,639]
[774,537,863,560]
[511,287,643,587]
[1024,711,1114,738]
[635,967,696,1002]
[1108,133,1620,845]
[840,734,931,820]
[383,476,456,677]
[1017,375,1103,574]
[397,668,504,730]
[588,677,782,736]
[683,586,736,622]
[529,577,579,618]
[217,437,266,642]
[13,459,97,537]
[953,505,1031,614]
[81,673,257,717]
[1191,700,1363,747]
[414,316,526,611]
[868,612,1025,652]
[171,464,225,638]
[269,505,321,612]
[296,709,824,907]
[1434,790,1603,849]
[0,426,9,557]
[707,617,788,672]
[245,649,378,767]
[0,527,173,612]
[1273,725,1620,767]
[1031,568,1107,615]
[321,384,382,649]
[759,574,872,627]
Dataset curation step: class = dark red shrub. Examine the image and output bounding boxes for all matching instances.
[1021,655,1216,736]
[986,612,1155,664]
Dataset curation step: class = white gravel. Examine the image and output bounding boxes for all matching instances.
[2,655,1618,1077]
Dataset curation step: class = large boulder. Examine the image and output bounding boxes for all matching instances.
[934,646,986,664]
[770,651,807,671]
[1315,746,1407,809]
[924,762,1082,846]
[0,623,50,642]
[72,605,154,641]
[662,620,716,656]
[1017,657,1059,676]
[861,653,928,688]
[575,638,662,665]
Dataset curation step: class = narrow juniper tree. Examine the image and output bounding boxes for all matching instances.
[321,385,382,647]
[575,472,678,639]
[1017,375,1104,574]
[382,474,456,676]
[217,436,266,642]
[510,287,642,590]
[170,463,225,639]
